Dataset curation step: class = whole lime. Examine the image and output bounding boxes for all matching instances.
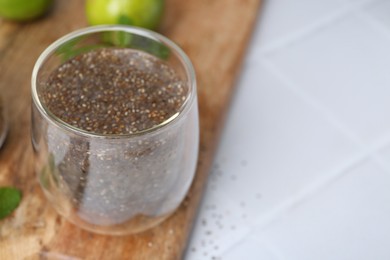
[0,0,53,21]
[86,0,164,30]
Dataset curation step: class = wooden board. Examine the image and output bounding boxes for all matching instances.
[0,0,261,259]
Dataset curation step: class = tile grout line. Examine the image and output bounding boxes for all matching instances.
[256,0,375,56]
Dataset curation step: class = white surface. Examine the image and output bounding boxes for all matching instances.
[186,0,390,259]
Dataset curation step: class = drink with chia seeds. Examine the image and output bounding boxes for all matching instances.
[31,27,199,235]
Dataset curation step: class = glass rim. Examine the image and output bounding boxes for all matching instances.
[31,25,197,139]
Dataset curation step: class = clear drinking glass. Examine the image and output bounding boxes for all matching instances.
[31,26,199,235]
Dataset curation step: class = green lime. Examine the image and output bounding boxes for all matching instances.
[0,0,53,21]
[86,0,164,30]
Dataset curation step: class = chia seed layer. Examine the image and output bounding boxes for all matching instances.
[40,48,187,135]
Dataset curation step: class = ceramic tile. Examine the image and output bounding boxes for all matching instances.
[376,144,390,170]
[185,188,252,260]
[206,62,357,224]
[188,1,390,259]
[257,160,390,260]
[255,0,351,48]
[268,15,390,145]
[365,0,390,31]
[220,234,281,260]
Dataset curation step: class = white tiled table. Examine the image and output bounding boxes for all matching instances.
[186,0,390,259]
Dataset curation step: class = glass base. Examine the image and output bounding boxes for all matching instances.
[39,168,175,235]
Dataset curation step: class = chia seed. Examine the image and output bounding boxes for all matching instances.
[40,48,187,134]
[37,48,196,229]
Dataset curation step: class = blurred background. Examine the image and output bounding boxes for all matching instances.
[187,0,390,259]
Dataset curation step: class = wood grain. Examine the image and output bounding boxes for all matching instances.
[0,0,261,259]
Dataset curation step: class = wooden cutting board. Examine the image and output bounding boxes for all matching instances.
[0,0,261,259]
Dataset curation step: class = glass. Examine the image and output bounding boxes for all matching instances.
[31,26,199,235]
